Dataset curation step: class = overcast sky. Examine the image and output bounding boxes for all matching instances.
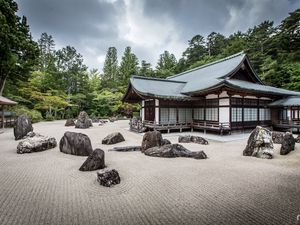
[16,0,300,71]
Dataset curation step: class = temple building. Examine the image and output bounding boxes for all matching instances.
[123,52,300,134]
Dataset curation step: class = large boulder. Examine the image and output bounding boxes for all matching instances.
[75,111,92,129]
[271,131,285,144]
[59,131,93,156]
[295,135,300,144]
[280,132,295,155]
[14,114,33,140]
[17,133,57,154]
[144,144,207,159]
[243,126,274,159]
[178,135,208,145]
[109,146,141,152]
[65,119,75,127]
[102,132,125,145]
[141,130,163,152]
[79,148,105,171]
[97,169,120,187]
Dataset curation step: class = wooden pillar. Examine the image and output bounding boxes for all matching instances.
[1,105,4,129]
[155,99,159,124]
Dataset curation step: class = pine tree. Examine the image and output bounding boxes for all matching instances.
[102,47,118,87]
[119,46,139,84]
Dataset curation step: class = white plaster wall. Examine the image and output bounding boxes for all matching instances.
[287,109,291,120]
[232,95,242,98]
[219,91,228,98]
[260,97,272,100]
[141,100,145,121]
[219,98,229,106]
[219,107,230,123]
[206,94,218,99]
[244,95,258,99]
[155,99,159,124]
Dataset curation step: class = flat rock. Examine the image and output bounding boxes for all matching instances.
[17,134,57,154]
[144,144,207,159]
[14,114,33,140]
[109,146,141,152]
[79,148,105,171]
[102,132,125,145]
[75,111,92,129]
[65,119,75,127]
[280,132,295,155]
[97,169,120,187]
[272,131,285,144]
[243,126,274,159]
[178,135,208,145]
[59,131,93,156]
[141,131,163,152]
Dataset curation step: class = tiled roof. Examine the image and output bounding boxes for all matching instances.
[269,96,300,106]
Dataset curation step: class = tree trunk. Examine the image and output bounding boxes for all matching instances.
[0,76,8,96]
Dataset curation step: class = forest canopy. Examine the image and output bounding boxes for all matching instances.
[1,0,299,122]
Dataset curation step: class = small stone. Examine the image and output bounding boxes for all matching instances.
[178,135,208,145]
[271,131,285,144]
[141,131,163,152]
[102,132,125,145]
[65,119,75,127]
[280,132,295,155]
[295,135,300,144]
[75,111,92,129]
[79,149,105,171]
[97,169,120,187]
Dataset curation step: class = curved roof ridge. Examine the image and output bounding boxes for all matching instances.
[167,51,245,80]
[131,75,186,83]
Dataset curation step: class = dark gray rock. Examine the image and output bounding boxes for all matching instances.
[178,135,208,145]
[59,131,93,156]
[65,119,75,127]
[79,148,105,171]
[102,132,125,145]
[144,144,207,159]
[280,132,295,155]
[14,114,33,140]
[295,135,300,144]
[162,139,171,145]
[109,146,141,152]
[243,126,274,159]
[272,131,285,144]
[97,169,120,187]
[75,111,92,129]
[141,130,163,152]
[17,133,57,154]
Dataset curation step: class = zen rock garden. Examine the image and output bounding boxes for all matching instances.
[10,113,299,189]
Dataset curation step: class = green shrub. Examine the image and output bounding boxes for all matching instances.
[11,105,43,123]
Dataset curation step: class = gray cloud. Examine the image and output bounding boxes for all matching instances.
[16,0,300,71]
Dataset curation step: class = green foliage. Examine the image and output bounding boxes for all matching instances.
[2,2,299,121]
[119,46,139,84]
[11,105,43,123]
[0,0,38,95]
[156,51,177,78]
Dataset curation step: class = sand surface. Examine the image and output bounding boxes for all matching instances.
[0,120,299,225]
